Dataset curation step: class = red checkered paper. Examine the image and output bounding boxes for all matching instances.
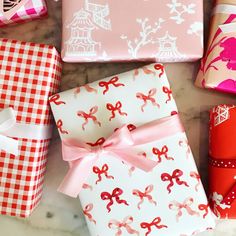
[0,38,61,217]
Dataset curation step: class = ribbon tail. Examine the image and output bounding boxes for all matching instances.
[0,134,18,156]
[58,144,99,198]
[113,150,157,172]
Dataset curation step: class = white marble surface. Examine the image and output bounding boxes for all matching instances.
[0,0,236,235]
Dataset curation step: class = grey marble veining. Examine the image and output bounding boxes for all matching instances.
[0,0,236,235]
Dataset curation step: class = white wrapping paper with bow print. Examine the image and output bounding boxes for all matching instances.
[50,63,216,236]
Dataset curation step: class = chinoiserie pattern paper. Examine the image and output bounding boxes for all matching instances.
[62,0,203,63]
[50,64,216,236]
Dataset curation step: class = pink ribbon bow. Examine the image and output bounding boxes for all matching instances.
[58,115,184,197]
[161,169,189,193]
[83,204,96,224]
[169,197,200,222]
[108,216,139,236]
[132,185,157,209]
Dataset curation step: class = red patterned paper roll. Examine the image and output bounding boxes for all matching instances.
[209,105,236,218]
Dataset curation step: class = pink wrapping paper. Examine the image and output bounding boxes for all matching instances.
[195,0,236,94]
[0,0,47,26]
[62,0,203,63]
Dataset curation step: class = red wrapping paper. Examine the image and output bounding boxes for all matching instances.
[0,38,62,217]
[209,105,236,218]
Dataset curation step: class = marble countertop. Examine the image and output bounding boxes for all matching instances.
[0,0,236,235]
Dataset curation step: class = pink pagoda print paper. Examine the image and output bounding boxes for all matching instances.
[61,0,203,62]
[195,0,236,94]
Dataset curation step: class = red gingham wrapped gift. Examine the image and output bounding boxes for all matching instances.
[0,38,62,217]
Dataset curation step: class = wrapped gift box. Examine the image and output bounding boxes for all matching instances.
[50,64,215,236]
[195,0,236,94]
[61,0,203,63]
[0,0,47,26]
[209,105,236,219]
[0,38,62,217]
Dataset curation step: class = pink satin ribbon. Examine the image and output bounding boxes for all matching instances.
[58,114,184,198]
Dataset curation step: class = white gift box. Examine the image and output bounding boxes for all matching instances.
[50,63,215,236]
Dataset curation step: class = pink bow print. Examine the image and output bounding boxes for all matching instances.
[74,84,97,96]
[99,76,125,94]
[136,88,160,112]
[93,164,114,184]
[190,171,201,192]
[169,197,200,222]
[152,145,174,163]
[101,187,129,212]
[140,217,167,236]
[77,106,101,130]
[106,101,128,121]
[161,169,189,193]
[83,204,96,225]
[108,216,139,236]
[132,185,157,209]
[179,140,191,159]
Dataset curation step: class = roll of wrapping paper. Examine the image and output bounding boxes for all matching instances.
[209,105,236,218]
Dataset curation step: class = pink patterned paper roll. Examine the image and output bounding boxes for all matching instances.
[0,0,47,26]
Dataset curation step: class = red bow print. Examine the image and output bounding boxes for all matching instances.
[162,86,172,103]
[74,85,97,96]
[77,106,101,130]
[152,145,174,163]
[82,183,93,191]
[99,76,125,95]
[83,204,96,225]
[93,164,114,184]
[108,216,139,236]
[49,94,66,106]
[198,204,209,219]
[114,124,136,133]
[169,198,200,222]
[132,185,157,209]
[56,120,68,134]
[190,171,201,192]
[161,169,189,193]
[140,217,167,236]
[87,137,106,147]
[136,89,160,112]
[154,64,165,78]
[101,188,129,212]
[106,101,128,121]
[179,140,191,159]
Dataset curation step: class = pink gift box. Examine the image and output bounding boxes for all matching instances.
[62,0,203,63]
[0,0,47,26]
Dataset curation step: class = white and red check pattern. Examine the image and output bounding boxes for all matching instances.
[0,0,47,26]
[0,38,61,217]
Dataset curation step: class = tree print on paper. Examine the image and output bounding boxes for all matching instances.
[167,0,196,24]
[120,18,164,58]
[200,14,236,87]
[188,22,203,47]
